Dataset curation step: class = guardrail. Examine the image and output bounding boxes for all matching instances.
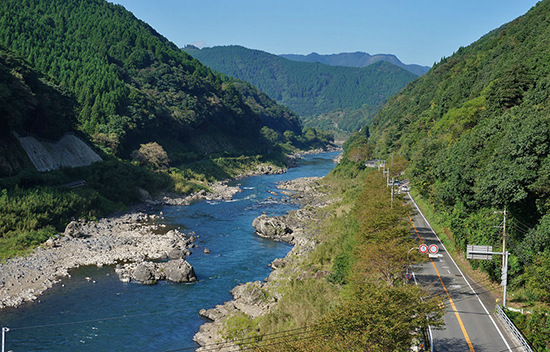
[495,305,535,352]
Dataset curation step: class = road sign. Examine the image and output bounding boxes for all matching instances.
[419,244,428,253]
[405,273,412,280]
[467,245,493,260]
[429,244,439,254]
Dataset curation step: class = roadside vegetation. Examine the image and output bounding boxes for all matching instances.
[220,134,444,351]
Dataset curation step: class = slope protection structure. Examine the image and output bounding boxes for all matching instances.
[14,132,102,172]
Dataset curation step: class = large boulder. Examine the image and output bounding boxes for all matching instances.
[167,248,183,260]
[163,259,197,283]
[252,214,293,243]
[131,263,158,285]
[64,220,86,238]
[116,259,197,284]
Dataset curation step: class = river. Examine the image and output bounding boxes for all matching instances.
[0,151,340,352]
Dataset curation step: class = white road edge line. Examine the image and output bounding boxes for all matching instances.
[409,196,513,352]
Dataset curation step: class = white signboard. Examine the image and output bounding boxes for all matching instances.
[467,245,493,260]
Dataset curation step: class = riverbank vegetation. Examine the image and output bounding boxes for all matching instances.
[221,136,444,351]
[0,149,316,261]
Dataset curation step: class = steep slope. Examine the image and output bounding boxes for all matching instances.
[280,52,430,76]
[369,0,550,336]
[0,47,82,176]
[0,0,303,163]
[184,45,417,135]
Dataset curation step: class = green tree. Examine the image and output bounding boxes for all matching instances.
[131,142,170,170]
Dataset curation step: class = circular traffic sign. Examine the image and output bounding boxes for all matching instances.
[405,273,412,280]
[429,244,439,254]
[419,244,428,253]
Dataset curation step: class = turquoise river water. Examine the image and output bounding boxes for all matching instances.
[0,151,339,351]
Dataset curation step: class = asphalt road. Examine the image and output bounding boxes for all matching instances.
[407,195,522,352]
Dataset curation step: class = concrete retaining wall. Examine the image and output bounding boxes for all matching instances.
[15,133,102,172]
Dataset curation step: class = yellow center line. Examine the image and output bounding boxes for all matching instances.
[409,216,475,352]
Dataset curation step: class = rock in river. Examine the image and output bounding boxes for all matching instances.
[164,259,197,283]
[252,213,294,243]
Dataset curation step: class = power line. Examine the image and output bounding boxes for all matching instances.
[512,221,531,233]
[9,307,194,331]
[164,322,335,352]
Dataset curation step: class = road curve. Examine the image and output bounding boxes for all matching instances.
[407,195,522,352]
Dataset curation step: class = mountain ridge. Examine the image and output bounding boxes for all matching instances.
[280,51,430,76]
[184,45,417,137]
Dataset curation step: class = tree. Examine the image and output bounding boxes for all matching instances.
[131,142,170,170]
[318,283,444,352]
[260,126,279,144]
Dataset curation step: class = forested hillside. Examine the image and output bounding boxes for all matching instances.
[0,0,307,163]
[280,51,430,76]
[369,0,550,347]
[185,45,417,137]
[0,0,336,261]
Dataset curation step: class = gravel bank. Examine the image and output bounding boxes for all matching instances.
[0,164,284,309]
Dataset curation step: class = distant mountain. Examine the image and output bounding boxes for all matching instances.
[184,45,417,135]
[280,52,430,76]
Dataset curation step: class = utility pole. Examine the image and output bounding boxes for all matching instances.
[502,206,507,266]
[390,177,394,208]
[467,246,509,307]
[495,206,507,275]
[490,205,508,306]
[499,206,507,306]
[2,327,8,352]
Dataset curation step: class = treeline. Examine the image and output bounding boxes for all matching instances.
[369,1,550,347]
[185,45,417,134]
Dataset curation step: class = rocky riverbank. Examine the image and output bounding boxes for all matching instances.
[0,160,296,309]
[0,212,201,308]
[193,176,338,351]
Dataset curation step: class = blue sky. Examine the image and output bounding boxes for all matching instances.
[111,0,539,66]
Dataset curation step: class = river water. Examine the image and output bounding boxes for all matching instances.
[0,151,339,352]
